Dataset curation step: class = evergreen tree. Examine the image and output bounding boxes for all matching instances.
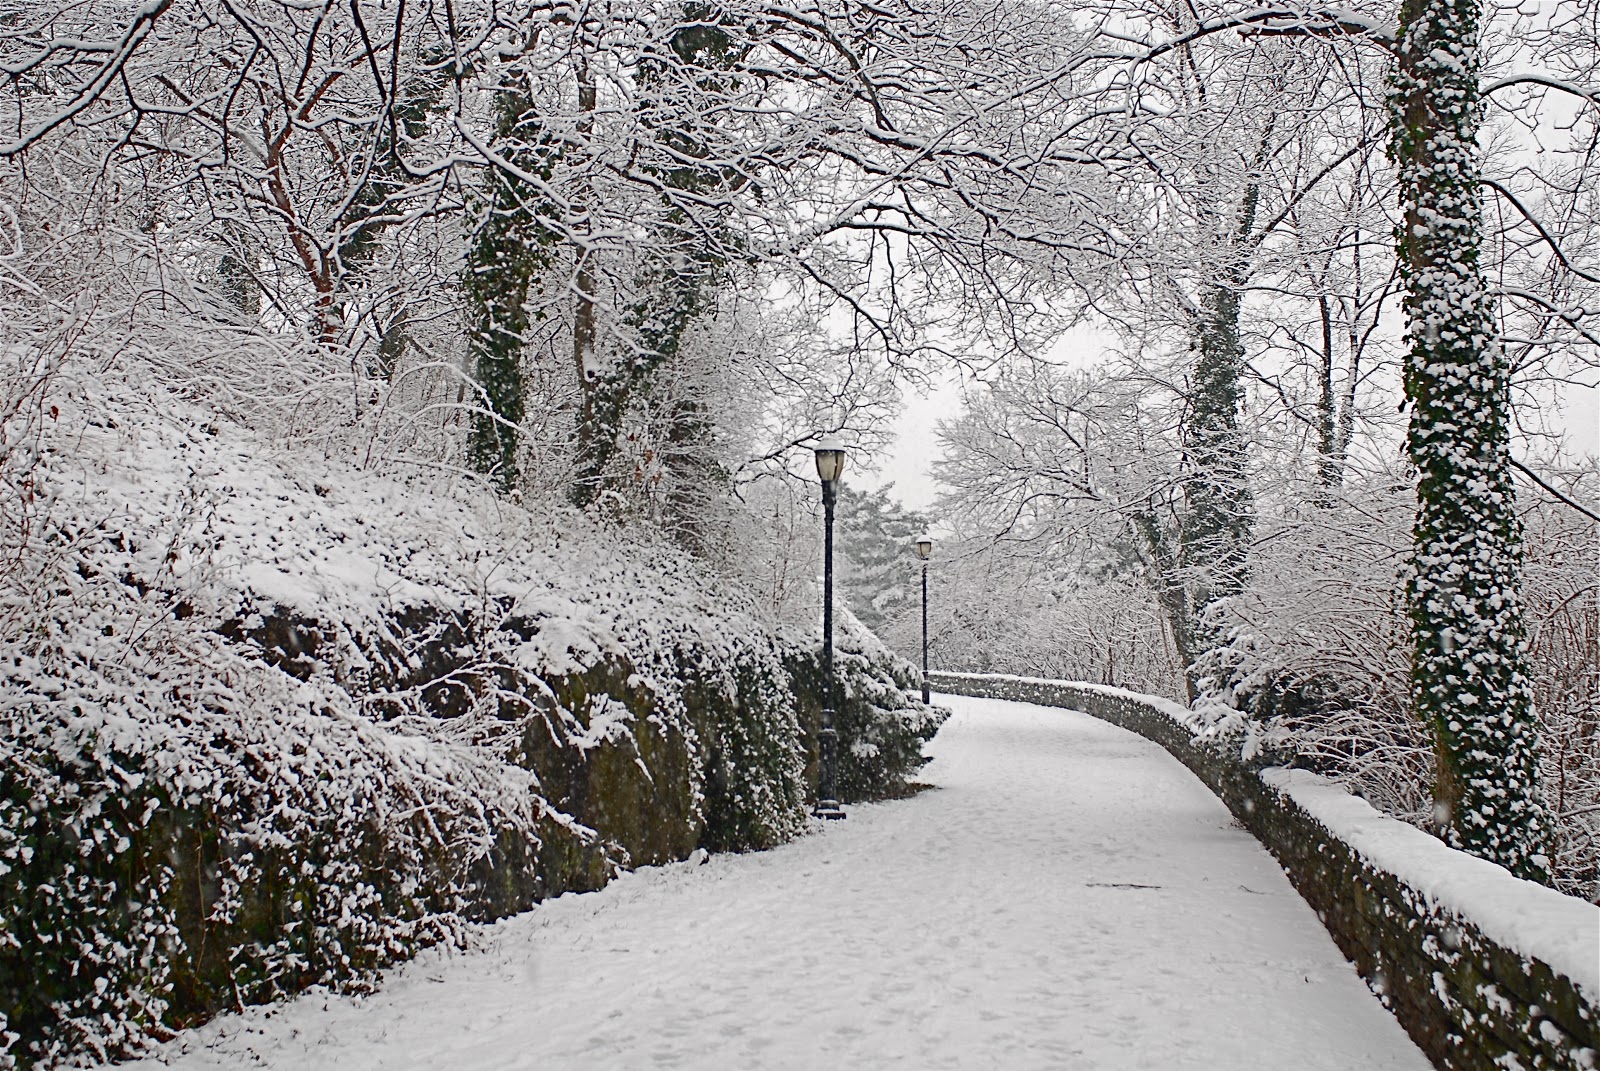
[835,484,928,637]
[1390,0,1550,880]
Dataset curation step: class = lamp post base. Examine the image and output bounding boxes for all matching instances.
[813,800,847,820]
[817,711,844,819]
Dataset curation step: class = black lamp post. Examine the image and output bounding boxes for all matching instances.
[812,435,847,820]
[914,534,933,703]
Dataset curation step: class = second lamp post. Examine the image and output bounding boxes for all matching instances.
[914,534,932,703]
[813,436,847,820]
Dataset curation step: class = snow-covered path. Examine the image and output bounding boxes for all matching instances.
[121,695,1431,1070]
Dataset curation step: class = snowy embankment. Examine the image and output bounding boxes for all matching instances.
[0,371,939,1068]
[101,695,1432,1071]
[932,672,1600,1071]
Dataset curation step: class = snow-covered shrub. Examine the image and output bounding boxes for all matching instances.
[1208,470,1599,901]
[689,641,812,852]
[1194,478,1428,815]
[0,507,576,1069]
[787,611,947,803]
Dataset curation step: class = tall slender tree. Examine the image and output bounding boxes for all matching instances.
[1390,0,1550,879]
[1180,176,1262,674]
[464,88,563,492]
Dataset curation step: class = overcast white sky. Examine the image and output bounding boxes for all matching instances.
[855,370,961,515]
[859,357,1599,517]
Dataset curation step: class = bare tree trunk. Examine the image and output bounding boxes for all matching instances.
[1134,511,1197,702]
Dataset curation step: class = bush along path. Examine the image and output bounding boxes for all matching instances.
[96,693,1431,1071]
[0,378,941,1070]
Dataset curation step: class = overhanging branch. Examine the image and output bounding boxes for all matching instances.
[1511,459,1600,524]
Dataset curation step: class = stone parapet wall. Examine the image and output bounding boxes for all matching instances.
[932,671,1598,1071]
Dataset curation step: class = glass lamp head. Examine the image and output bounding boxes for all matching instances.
[812,435,846,483]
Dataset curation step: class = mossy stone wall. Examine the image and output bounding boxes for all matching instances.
[4,585,942,1069]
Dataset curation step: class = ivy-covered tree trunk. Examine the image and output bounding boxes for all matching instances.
[567,259,712,512]
[464,92,557,494]
[1390,0,1550,880]
[568,5,741,535]
[464,182,530,491]
[1179,179,1261,684]
[1314,296,1343,490]
[1182,277,1254,654]
[568,51,609,509]
[660,392,726,553]
[216,222,260,320]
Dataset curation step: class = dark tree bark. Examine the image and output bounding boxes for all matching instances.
[568,4,742,541]
[464,91,560,494]
[1179,178,1261,674]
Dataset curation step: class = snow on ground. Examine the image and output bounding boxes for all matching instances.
[111,696,1430,1070]
[48,374,781,684]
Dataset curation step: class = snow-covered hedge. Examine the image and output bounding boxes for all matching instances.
[1,615,575,1069]
[0,372,937,1069]
[932,672,1599,1071]
[788,611,948,804]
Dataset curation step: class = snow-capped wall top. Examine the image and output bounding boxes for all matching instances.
[1261,767,1600,1003]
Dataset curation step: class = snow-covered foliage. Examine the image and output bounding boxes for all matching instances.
[0,376,572,1067]
[1197,475,1426,812]
[0,353,937,1067]
[2,605,559,1068]
[1205,467,1600,902]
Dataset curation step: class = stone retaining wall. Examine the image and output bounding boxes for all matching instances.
[932,671,1598,1071]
